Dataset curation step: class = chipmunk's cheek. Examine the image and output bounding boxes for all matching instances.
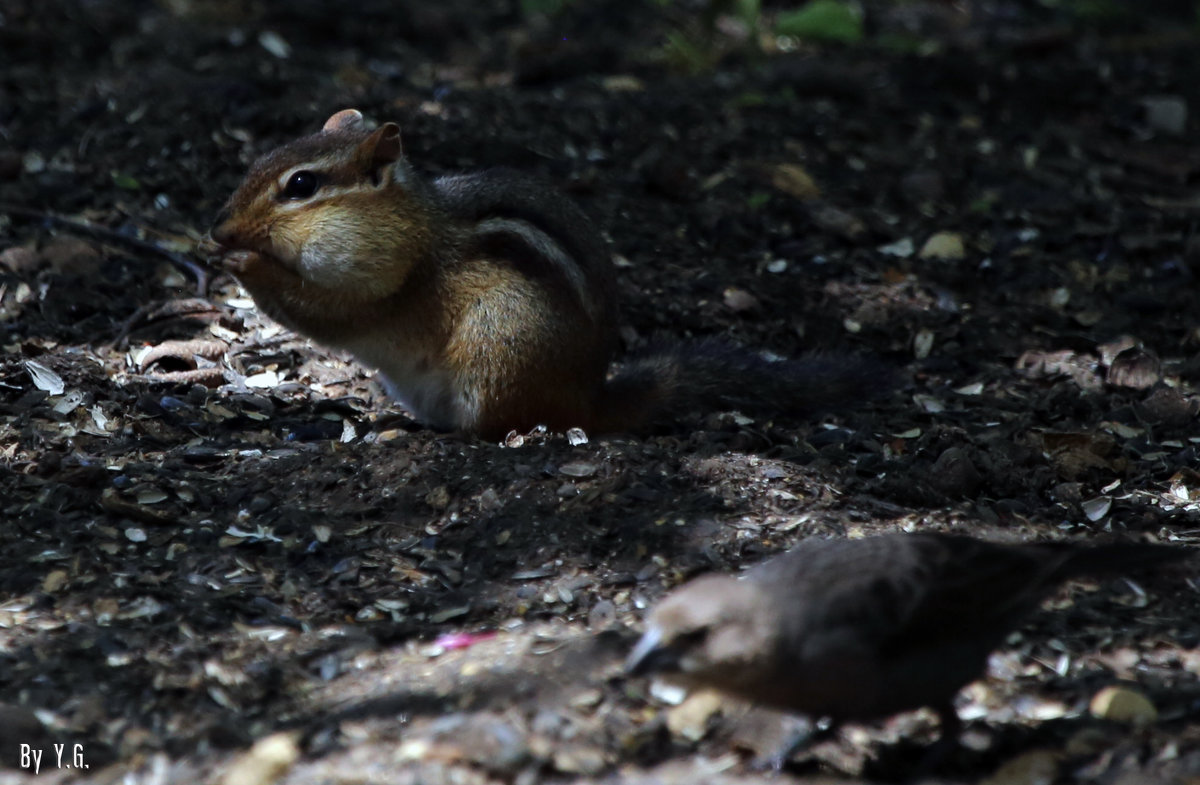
[298,243,354,289]
[296,227,376,291]
[268,230,304,270]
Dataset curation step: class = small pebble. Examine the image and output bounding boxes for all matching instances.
[1089,685,1157,725]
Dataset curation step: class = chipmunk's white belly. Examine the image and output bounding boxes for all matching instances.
[345,342,476,431]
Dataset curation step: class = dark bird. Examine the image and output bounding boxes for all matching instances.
[626,533,1192,748]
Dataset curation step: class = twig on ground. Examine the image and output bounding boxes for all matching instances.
[0,202,214,295]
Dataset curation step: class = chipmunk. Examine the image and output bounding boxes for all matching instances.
[209,109,886,439]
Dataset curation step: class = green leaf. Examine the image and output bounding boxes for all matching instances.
[735,0,762,25]
[662,29,718,74]
[111,171,141,190]
[775,0,863,44]
[968,193,998,214]
[876,32,927,55]
[733,91,767,107]
[1066,0,1131,25]
[520,0,572,17]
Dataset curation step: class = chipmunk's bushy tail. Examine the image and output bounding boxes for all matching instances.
[596,339,892,432]
[1047,541,1195,580]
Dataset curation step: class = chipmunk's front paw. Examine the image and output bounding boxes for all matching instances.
[219,250,261,274]
[195,236,221,256]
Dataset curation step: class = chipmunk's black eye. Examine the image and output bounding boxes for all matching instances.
[280,170,319,200]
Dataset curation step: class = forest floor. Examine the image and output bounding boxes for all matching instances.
[2,1,1200,783]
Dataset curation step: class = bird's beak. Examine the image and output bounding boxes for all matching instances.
[625,625,679,676]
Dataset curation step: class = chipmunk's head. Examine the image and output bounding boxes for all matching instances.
[211,109,434,295]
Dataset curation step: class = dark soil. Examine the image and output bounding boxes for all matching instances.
[2,1,1200,783]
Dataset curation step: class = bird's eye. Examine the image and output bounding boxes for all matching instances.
[280,170,319,200]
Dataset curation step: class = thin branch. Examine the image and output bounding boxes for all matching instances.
[0,202,214,295]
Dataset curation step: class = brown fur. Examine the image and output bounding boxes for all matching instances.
[438,258,606,438]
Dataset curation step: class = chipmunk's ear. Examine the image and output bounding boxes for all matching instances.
[356,122,403,177]
[323,109,364,132]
